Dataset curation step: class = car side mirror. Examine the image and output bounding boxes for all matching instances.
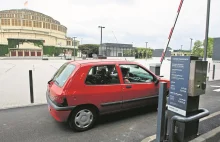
[154,78,159,85]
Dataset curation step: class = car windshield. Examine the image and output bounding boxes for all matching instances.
[52,63,76,87]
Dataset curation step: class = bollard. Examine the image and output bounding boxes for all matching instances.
[212,64,215,80]
[29,70,34,103]
[208,63,210,73]
[156,82,167,142]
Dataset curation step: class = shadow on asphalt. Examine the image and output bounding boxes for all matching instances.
[97,105,157,125]
[53,105,157,133]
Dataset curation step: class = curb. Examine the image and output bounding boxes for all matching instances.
[0,103,47,111]
[141,126,220,142]
[189,126,220,142]
[141,135,156,142]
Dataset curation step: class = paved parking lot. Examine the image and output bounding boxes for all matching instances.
[0,60,66,109]
[0,80,220,142]
[0,58,219,109]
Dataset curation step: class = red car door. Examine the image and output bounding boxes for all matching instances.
[118,64,159,110]
[80,64,123,114]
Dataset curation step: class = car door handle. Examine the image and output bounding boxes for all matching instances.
[126,85,132,89]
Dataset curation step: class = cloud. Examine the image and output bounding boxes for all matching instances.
[0,0,220,49]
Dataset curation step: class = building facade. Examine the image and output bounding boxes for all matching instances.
[99,43,135,57]
[171,50,192,56]
[0,9,79,57]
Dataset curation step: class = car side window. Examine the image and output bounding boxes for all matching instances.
[85,65,120,85]
[119,64,154,84]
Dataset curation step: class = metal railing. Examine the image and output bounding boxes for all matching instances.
[169,108,210,142]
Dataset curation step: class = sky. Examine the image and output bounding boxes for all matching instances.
[0,0,220,50]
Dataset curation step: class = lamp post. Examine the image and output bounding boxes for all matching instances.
[0,15,2,44]
[190,38,193,54]
[204,0,211,61]
[72,37,77,61]
[181,45,183,56]
[98,26,105,56]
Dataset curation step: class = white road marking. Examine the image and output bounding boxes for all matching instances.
[213,88,220,92]
[210,85,220,92]
[210,85,220,88]
[200,111,220,121]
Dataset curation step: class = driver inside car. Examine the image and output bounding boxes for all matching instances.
[121,67,130,84]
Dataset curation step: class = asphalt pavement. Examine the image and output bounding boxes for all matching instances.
[0,80,220,142]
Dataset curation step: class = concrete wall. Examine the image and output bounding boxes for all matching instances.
[213,37,220,61]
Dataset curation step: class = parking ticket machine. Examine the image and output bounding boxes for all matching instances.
[167,56,208,142]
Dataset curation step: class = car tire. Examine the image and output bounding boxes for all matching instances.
[68,106,97,132]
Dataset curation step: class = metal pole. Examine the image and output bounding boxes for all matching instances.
[204,0,211,61]
[74,38,75,61]
[213,64,215,80]
[156,82,167,142]
[0,15,2,44]
[29,70,34,103]
[100,27,102,47]
[72,37,77,61]
[190,38,193,54]
[208,62,210,73]
[100,28,102,55]
[181,45,183,56]
[98,26,105,56]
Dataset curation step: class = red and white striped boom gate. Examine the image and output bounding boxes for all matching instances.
[160,0,184,65]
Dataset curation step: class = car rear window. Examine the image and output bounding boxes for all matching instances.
[52,63,76,87]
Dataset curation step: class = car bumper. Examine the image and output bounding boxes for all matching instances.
[46,91,75,122]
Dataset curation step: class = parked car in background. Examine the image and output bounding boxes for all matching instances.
[46,60,170,131]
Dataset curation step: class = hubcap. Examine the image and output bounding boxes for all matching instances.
[75,109,93,129]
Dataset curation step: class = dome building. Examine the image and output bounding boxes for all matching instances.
[0,9,80,57]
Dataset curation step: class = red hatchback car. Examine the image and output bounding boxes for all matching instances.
[46,59,170,131]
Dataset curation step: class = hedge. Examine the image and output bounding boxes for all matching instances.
[0,44,78,57]
[43,46,78,56]
[0,44,9,56]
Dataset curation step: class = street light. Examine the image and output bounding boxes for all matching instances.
[145,42,148,48]
[72,37,77,61]
[98,26,105,55]
[181,45,183,56]
[204,0,211,61]
[190,38,193,54]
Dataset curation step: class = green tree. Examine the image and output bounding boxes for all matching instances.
[192,40,203,57]
[134,47,153,59]
[146,48,153,58]
[78,44,99,57]
[192,38,214,58]
[207,38,214,58]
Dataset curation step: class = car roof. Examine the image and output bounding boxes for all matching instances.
[69,59,137,65]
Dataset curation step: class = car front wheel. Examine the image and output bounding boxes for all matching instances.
[68,106,97,132]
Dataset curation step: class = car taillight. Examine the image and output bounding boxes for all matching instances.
[50,95,68,107]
